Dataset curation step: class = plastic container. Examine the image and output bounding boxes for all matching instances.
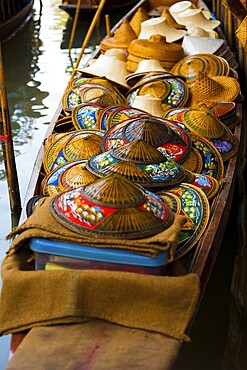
[30,238,168,275]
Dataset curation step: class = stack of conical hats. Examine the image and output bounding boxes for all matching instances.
[100,19,137,54]
[127,34,184,73]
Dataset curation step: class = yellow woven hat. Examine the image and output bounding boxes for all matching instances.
[101,19,137,53]
[189,71,241,105]
[130,6,150,36]
[236,15,247,52]
[128,34,184,63]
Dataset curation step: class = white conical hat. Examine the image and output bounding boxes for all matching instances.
[182,36,224,55]
[138,17,186,43]
[169,1,194,23]
[131,94,164,117]
[125,59,169,87]
[79,54,129,88]
[177,9,220,30]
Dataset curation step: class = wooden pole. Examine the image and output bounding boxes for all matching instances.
[105,14,111,38]
[0,43,22,217]
[68,0,82,53]
[70,0,107,79]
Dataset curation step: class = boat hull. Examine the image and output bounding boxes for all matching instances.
[58,0,139,18]
[0,1,34,42]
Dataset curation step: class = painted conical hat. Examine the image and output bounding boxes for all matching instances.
[49,173,175,239]
[59,162,98,191]
[130,6,150,36]
[63,132,102,161]
[86,140,186,188]
[183,105,239,161]
[184,169,219,200]
[102,116,191,164]
[43,130,104,174]
[127,73,189,110]
[157,182,210,260]
[170,53,226,87]
[182,107,225,138]
[72,103,104,130]
[41,160,96,196]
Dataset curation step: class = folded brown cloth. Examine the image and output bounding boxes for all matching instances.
[6,196,187,258]
[0,196,199,342]
[6,321,183,370]
[0,246,200,341]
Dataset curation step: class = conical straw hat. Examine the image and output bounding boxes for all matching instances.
[177,8,220,29]
[101,19,137,52]
[130,6,150,36]
[182,107,226,138]
[86,140,186,188]
[189,71,240,104]
[49,173,175,239]
[138,17,186,43]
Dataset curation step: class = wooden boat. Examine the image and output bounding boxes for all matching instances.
[3,0,246,368]
[0,0,34,43]
[58,0,140,18]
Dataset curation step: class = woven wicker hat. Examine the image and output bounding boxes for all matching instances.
[100,19,137,53]
[87,139,186,188]
[236,15,247,52]
[189,71,241,105]
[129,6,150,36]
[127,34,184,73]
[177,8,220,29]
[49,173,175,239]
[138,17,186,43]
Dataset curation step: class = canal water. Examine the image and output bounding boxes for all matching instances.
[0,1,246,369]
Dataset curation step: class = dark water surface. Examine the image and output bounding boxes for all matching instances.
[0,1,246,369]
